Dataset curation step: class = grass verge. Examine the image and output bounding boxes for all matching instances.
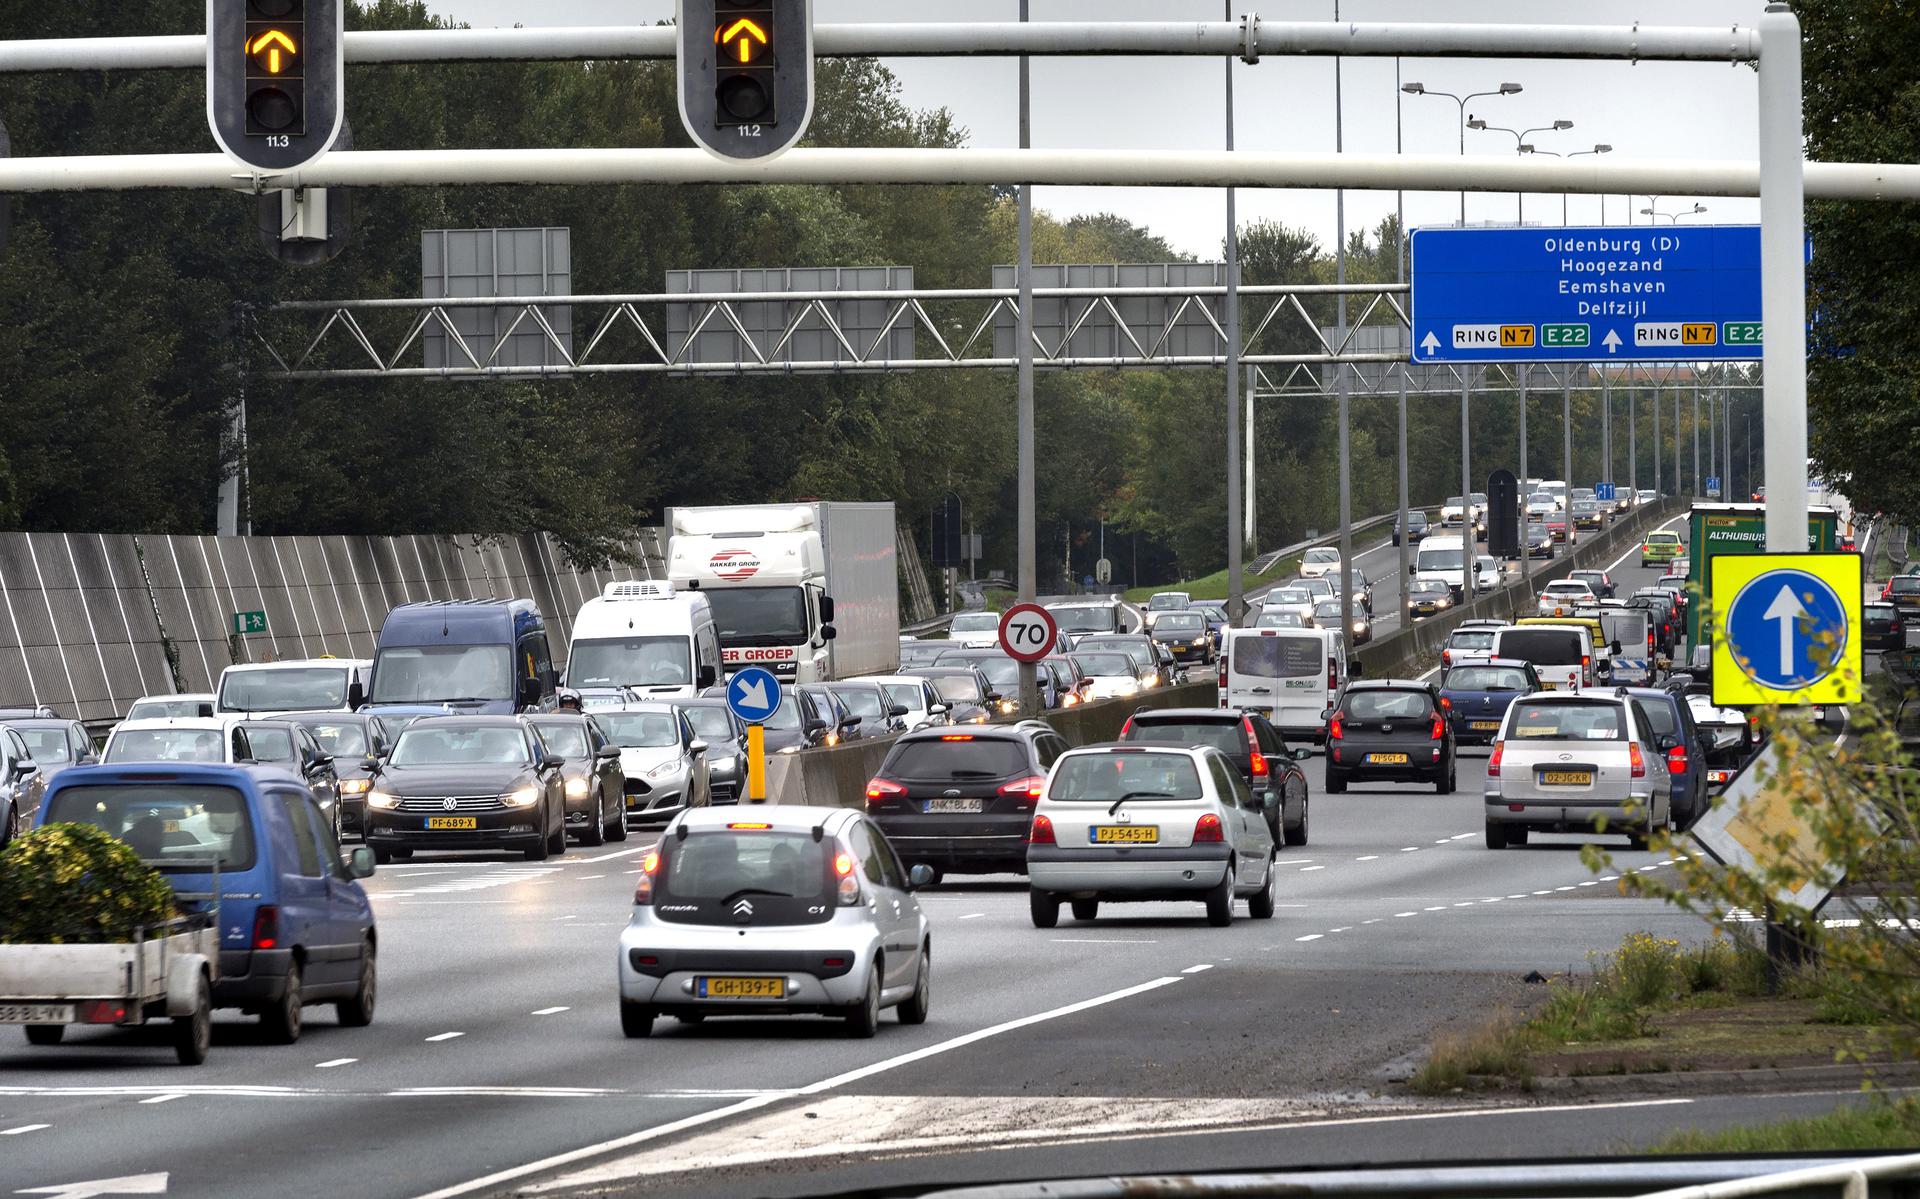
[1654,1096,1920,1153]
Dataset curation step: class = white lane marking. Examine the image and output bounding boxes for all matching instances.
[1329,926,1352,933]
[390,871,443,877]
[1424,905,1446,911]
[1433,839,1452,845]
[577,846,651,864]
[1600,875,1619,881]
[1274,858,1314,865]
[553,915,579,922]
[1450,832,1475,840]
[1355,855,1379,861]
[139,1093,185,1104]
[532,1007,570,1016]
[1507,893,1526,898]
[1294,934,1323,942]
[1556,885,1576,892]
[394,1087,618,1098]
[958,913,985,920]
[1399,847,1419,853]
[1181,964,1213,974]
[1299,865,1325,872]
[412,974,1190,1199]
[1533,889,1553,895]
[1394,911,1417,917]
[1480,897,1502,903]
[1,1124,50,1134]
[579,875,606,880]
[376,866,562,899]
[315,1058,356,1069]
[1452,902,1473,907]
[425,1031,465,1042]
[1362,918,1382,924]
[1050,938,1159,944]
[1579,881,1599,887]
[1661,858,1678,865]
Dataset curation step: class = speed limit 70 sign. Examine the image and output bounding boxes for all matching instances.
[998,603,1059,664]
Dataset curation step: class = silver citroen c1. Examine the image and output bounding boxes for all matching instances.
[616,805,934,1038]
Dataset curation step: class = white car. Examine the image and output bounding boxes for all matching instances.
[102,717,230,764]
[1438,496,1468,529]
[1260,586,1317,625]
[1636,489,1659,507]
[616,806,932,1038]
[1484,692,1671,849]
[1525,493,1557,522]
[124,693,216,721]
[946,611,1002,650]
[1440,627,1497,670]
[855,674,952,729]
[1071,650,1149,700]
[1474,555,1502,594]
[595,704,711,828]
[1026,743,1276,927]
[1537,580,1597,617]
[1299,548,1342,579]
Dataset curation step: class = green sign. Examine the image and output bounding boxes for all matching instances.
[1685,505,1841,644]
[1724,321,1763,346]
[1541,323,1590,348]
[233,610,268,635]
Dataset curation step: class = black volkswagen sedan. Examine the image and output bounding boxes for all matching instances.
[363,716,567,863]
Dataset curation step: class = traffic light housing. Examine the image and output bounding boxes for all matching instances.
[208,0,345,173]
[677,0,813,161]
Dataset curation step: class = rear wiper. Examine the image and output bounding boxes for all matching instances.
[948,769,998,778]
[1109,790,1173,816]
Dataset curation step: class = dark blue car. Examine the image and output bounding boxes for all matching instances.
[37,762,378,1044]
[1439,659,1540,746]
[1619,686,1710,830]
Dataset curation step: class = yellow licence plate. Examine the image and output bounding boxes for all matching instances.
[1093,825,1159,844]
[1470,721,1500,731]
[1366,753,1409,765]
[1540,770,1594,786]
[425,816,478,830]
[699,976,785,999]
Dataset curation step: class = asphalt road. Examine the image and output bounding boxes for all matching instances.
[2,509,1809,1199]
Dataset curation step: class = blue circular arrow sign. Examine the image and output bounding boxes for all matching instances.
[1723,568,1849,691]
[725,666,783,725]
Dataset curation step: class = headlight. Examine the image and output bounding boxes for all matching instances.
[367,789,399,810]
[339,778,371,796]
[1191,637,1206,646]
[970,714,989,724]
[502,786,540,808]
[1352,621,1366,634]
[645,761,681,779]
[564,776,590,799]
[778,745,801,755]
[999,699,1018,714]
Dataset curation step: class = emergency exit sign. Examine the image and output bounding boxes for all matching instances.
[233,610,268,635]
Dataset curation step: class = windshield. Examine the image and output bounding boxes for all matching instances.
[680,707,737,741]
[1073,653,1136,677]
[567,637,693,688]
[106,727,225,764]
[704,586,808,642]
[1499,629,1585,665]
[298,721,369,758]
[1049,606,1117,633]
[1444,665,1530,692]
[1268,589,1311,606]
[1418,548,1465,570]
[390,724,533,766]
[14,728,71,763]
[1148,594,1187,610]
[1049,751,1204,801]
[1410,581,1448,597]
[1155,613,1204,632]
[1509,701,1626,740]
[950,613,1000,633]
[1232,634,1321,679]
[218,667,348,713]
[595,712,682,748]
[46,784,257,873]
[1313,601,1342,620]
[1254,612,1303,628]
[370,644,511,704]
[925,674,985,703]
[532,722,590,757]
[829,686,888,719]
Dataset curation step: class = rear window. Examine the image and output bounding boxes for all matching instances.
[1497,629,1584,666]
[1443,666,1530,692]
[1232,634,1322,679]
[106,728,224,764]
[1123,720,1246,756]
[1508,701,1626,740]
[298,721,369,758]
[236,726,296,763]
[879,683,925,711]
[1892,578,1920,595]
[653,829,834,926]
[885,736,1028,780]
[950,613,1000,633]
[1048,752,1204,802]
[1155,614,1205,632]
[1448,631,1495,650]
[531,722,591,758]
[1050,606,1118,633]
[45,783,258,872]
[829,686,889,719]
[1648,533,1681,544]
[1865,604,1898,622]
[1631,698,1678,739]
[1343,689,1432,720]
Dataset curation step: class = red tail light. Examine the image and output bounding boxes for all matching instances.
[1217,657,1228,689]
[1027,814,1056,845]
[1442,649,1452,667]
[1667,744,1688,774]
[998,775,1047,802]
[634,849,661,904]
[1329,715,1344,740]
[251,905,280,950]
[78,999,127,1025]
[1242,717,1269,776]
[1486,742,1504,776]
[1629,742,1647,779]
[1193,813,1225,843]
[1327,658,1338,692]
[1429,712,1444,740]
[864,777,907,807]
[1439,696,1452,710]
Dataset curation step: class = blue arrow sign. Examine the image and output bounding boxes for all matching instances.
[1410,224,1761,363]
[1596,482,1616,502]
[1723,568,1849,690]
[725,666,783,725]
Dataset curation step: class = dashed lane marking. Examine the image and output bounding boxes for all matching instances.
[1051,938,1159,944]
[139,1094,184,1104]
[1355,855,1379,861]
[1,1124,49,1135]
[425,1032,465,1043]
[1294,934,1323,942]
[532,1007,570,1016]
[958,913,984,920]
[315,1058,356,1069]
[1181,964,1213,974]
[1300,866,1325,872]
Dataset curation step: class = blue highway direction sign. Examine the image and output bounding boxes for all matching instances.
[726,665,783,725]
[1410,224,1761,364]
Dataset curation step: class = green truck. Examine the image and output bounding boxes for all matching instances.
[1685,503,1841,644]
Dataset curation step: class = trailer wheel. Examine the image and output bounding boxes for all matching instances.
[23,1024,62,1046]
[174,976,212,1066]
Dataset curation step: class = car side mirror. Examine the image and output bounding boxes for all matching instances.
[821,624,838,642]
[1612,640,1624,656]
[820,596,836,624]
[12,760,34,778]
[540,755,565,772]
[983,691,1003,704]
[907,863,936,890]
[1291,747,1313,762]
[347,682,366,710]
[518,677,542,707]
[889,704,908,718]
[840,717,860,730]
[1348,659,1363,678]
[688,739,709,756]
[77,752,98,766]
[361,756,381,774]
[311,754,334,772]
[347,846,376,879]
[930,703,950,716]
[698,665,718,689]
[806,719,829,736]
[1320,707,1336,721]
[595,745,620,760]
[1659,735,1679,751]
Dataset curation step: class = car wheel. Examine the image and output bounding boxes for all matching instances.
[1284,792,1309,847]
[1249,857,1277,919]
[23,1024,62,1046]
[1028,889,1060,929]
[373,847,394,865]
[0,801,16,849]
[845,967,882,1039]
[1508,827,1530,846]
[546,807,567,856]
[1437,765,1456,795]
[260,960,303,1045]
[1484,820,1508,850]
[524,829,550,862]
[620,1001,654,1039]
[174,976,211,1067]
[337,944,376,1028]
[897,947,931,1025]
[1205,863,1235,927]
[607,793,628,842]
[578,799,606,847]
[1070,898,1099,922]
[1324,770,1347,795]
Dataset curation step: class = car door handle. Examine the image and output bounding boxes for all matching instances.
[1249,686,1271,695]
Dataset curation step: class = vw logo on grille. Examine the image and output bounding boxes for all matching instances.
[442,797,458,811]
[1382,724,1394,735]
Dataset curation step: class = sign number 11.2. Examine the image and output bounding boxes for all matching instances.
[997,603,1059,664]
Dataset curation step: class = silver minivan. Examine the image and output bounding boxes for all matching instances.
[1483,692,1670,849]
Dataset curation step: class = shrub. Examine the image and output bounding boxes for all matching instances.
[0,823,177,944]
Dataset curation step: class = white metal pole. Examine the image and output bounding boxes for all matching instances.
[1395,57,1411,603]
[1758,2,1809,550]
[1245,365,1257,555]
[1016,1,1038,714]
[1335,2,1355,652]
[1225,0,1244,624]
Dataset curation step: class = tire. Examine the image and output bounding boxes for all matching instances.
[1283,792,1309,847]
[845,967,881,1039]
[897,948,931,1025]
[1029,889,1060,929]
[1,801,16,849]
[1484,820,1508,849]
[23,1024,62,1046]
[1070,898,1099,922]
[260,960,303,1045]
[1324,770,1347,795]
[546,807,567,856]
[337,945,376,1028]
[174,978,211,1067]
[372,847,394,865]
[620,1001,654,1039]
[524,832,550,862]
[1249,858,1277,919]
[1508,827,1530,846]
[1437,765,1456,795]
[606,793,628,842]
[578,800,605,847]
[1205,864,1235,927]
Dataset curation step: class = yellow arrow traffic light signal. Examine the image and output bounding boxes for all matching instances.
[248,29,298,74]
[717,18,769,63]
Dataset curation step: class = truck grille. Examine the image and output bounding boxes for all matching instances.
[394,794,506,813]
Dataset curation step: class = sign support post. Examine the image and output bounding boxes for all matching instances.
[745,723,766,802]
[726,666,783,804]
[1756,1,1808,553]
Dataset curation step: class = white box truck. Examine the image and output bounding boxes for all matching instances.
[666,502,899,684]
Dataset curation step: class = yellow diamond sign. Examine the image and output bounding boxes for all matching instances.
[1709,551,1862,707]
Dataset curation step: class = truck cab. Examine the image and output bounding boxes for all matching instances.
[566,581,721,700]
[363,599,555,717]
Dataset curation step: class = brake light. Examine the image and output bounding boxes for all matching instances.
[1629,742,1646,779]
[1218,657,1228,689]
[998,775,1047,802]
[835,845,862,905]
[835,851,855,876]
[1119,717,1134,737]
[1442,649,1452,667]
[1241,717,1269,776]
[1028,814,1056,845]
[77,999,127,1025]
[939,734,975,741]
[251,905,280,950]
[864,777,907,807]
[1486,742,1504,776]
[1439,696,1451,711]
[1430,712,1444,740]
[1329,715,1344,740]
[1327,658,1337,692]
[634,849,661,904]
[1667,744,1688,774]
[1193,813,1225,843]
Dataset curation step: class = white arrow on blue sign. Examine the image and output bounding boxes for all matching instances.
[725,666,783,725]
[1723,568,1849,690]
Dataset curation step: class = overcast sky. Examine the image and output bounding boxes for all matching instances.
[429,0,1766,259]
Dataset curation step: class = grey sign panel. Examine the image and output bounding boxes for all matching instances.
[992,263,1227,363]
[666,266,915,366]
[422,228,572,371]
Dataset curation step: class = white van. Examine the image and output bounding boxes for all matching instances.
[1413,534,1470,600]
[1491,624,1593,692]
[1538,479,1570,512]
[216,658,371,716]
[566,580,722,700]
[1220,626,1351,744]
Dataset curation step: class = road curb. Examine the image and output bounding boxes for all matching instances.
[1450,1059,1920,1099]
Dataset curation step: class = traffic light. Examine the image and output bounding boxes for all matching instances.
[207,0,345,173]
[677,0,813,161]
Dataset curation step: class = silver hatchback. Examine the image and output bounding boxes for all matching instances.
[616,806,932,1038]
[1483,692,1670,849]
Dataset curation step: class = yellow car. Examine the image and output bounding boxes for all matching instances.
[1640,530,1684,568]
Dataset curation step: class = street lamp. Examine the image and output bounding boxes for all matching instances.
[1523,143,1612,224]
[1639,202,1709,223]
[1402,80,1522,225]
[1469,117,1573,223]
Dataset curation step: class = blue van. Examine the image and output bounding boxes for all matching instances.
[36,762,378,1043]
[364,599,556,717]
